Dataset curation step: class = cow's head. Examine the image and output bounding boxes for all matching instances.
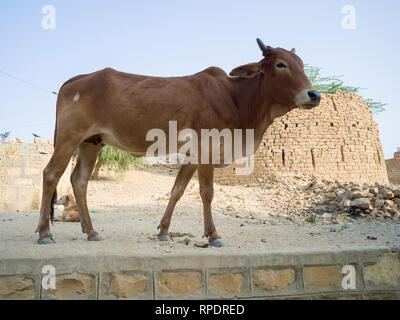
[229,38,320,110]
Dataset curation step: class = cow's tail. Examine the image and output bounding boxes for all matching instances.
[50,190,57,224]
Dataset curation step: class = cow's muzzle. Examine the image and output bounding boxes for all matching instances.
[307,90,321,105]
[297,89,321,109]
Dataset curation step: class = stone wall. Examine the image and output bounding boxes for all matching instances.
[0,249,399,300]
[386,159,400,185]
[214,92,388,185]
[0,142,72,211]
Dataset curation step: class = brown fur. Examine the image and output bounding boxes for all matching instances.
[36,42,320,243]
[54,194,80,222]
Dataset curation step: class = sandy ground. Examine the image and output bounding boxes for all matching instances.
[0,168,400,259]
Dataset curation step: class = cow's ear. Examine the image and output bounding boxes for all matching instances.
[229,62,262,78]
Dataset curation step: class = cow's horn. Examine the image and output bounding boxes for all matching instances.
[256,38,267,54]
[291,48,296,54]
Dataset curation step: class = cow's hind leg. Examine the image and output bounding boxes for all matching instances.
[36,143,77,244]
[158,164,197,241]
[198,165,226,247]
[71,142,104,241]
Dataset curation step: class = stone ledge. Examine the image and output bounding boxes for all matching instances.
[0,247,398,300]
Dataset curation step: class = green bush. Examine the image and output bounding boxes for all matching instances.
[73,145,144,176]
[97,146,144,172]
[305,65,386,113]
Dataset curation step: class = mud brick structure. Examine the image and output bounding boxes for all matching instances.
[0,142,71,210]
[386,158,400,185]
[214,92,389,185]
[394,148,400,160]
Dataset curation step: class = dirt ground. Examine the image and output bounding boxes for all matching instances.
[1,168,399,258]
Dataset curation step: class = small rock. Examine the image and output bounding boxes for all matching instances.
[322,213,332,219]
[374,199,385,209]
[335,188,347,197]
[350,189,369,200]
[194,242,209,248]
[382,190,395,200]
[350,198,370,210]
[369,187,379,196]
[179,238,191,245]
[338,198,351,211]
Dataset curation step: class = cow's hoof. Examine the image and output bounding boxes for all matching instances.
[158,234,173,242]
[38,237,56,245]
[88,234,104,241]
[210,239,227,247]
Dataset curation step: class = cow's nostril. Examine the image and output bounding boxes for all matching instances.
[308,90,321,103]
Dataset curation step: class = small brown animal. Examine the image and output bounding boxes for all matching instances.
[54,194,80,222]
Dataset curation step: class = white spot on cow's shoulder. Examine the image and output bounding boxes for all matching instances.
[73,92,80,102]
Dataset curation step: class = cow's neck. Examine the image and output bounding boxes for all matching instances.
[230,74,290,147]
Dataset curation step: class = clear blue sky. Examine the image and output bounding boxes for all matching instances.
[0,0,398,158]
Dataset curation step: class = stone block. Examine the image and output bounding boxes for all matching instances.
[0,167,21,177]
[207,268,250,298]
[303,265,344,293]
[251,267,301,297]
[99,271,152,300]
[24,167,41,176]
[0,275,36,300]
[155,270,204,299]
[363,252,400,290]
[41,272,97,300]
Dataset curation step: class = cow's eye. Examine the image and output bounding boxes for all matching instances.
[276,63,287,69]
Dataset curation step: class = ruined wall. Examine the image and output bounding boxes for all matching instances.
[0,143,72,211]
[386,159,400,185]
[214,92,388,185]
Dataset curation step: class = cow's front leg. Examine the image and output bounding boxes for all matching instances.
[158,164,197,241]
[198,165,226,247]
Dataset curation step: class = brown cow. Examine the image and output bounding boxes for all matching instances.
[35,38,320,246]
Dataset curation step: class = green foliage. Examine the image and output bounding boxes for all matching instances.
[305,65,386,113]
[97,146,144,172]
[306,215,316,224]
[73,146,144,172]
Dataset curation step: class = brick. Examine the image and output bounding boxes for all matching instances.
[253,268,296,291]
[157,271,202,296]
[0,167,21,176]
[0,186,18,206]
[100,272,151,299]
[209,271,244,294]
[24,167,41,176]
[13,178,33,186]
[363,253,400,289]
[303,265,343,292]
[28,160,44,166]
[0,276,35,299]
[42,273,97,300]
